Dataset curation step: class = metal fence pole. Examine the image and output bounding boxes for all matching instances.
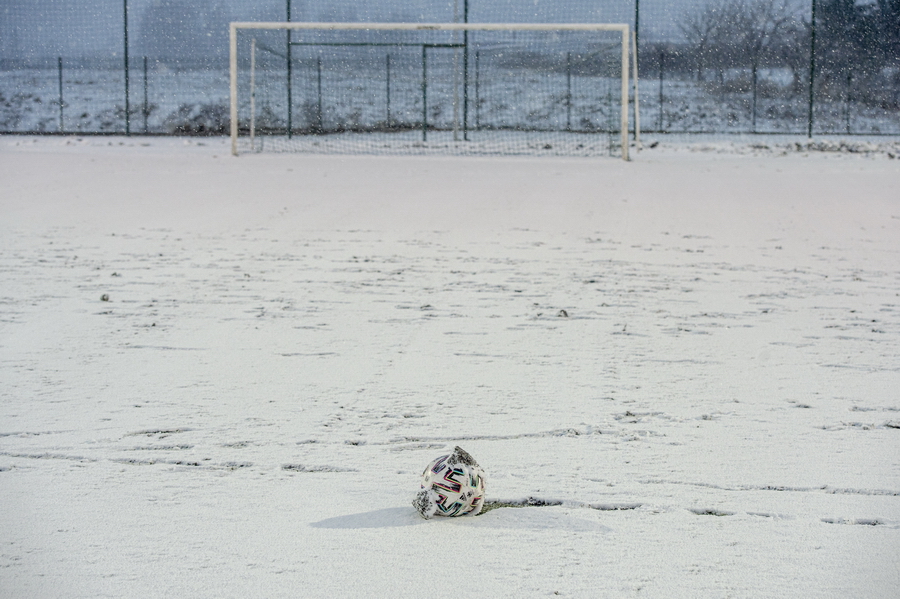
[286,0,293,138]
[230,24,238,154]
[250,40,256,148]
[143,56,149,133]
[566,52,572,131]
[634,0,641,143]
[462,0,469,141]
[632,29,641,146]
[422,45,428,142]
[474,50,480,130]
[58,57,64,133]
[634,0,640,77]
[845,71,852,134]
[123,0,130,135]
[808,0,817,138]
[658,49,665,132]
[752,63,758,132]
[386,53,391,127]
[316,56,323,132]
[607,83,615,156]
[620,27,630,161]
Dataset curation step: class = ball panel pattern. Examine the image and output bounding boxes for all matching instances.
[413,446,485,519]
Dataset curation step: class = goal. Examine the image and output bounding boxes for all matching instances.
[229,22,635,159]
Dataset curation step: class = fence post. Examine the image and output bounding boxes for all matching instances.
[566,52,572,131]
[316,56,323,132]
[250,40,256,148]
[634,0,640,78]
[807,0,817,138]
[607,83,615,156]
[462,0,469,141]
[620,27,630,161]
[143,56,149,133]
[386,53,391,127]
[58,57,64,133]
[658,49,665,132]
[123,0,130,135]
[422,45,428,142]
[751,63,758,132]
[632,29,641,146]
[474,50,480,130]
[634,0,641,142]
[286,0,293,139]
[845,71,852,134]
[230,23,238,155]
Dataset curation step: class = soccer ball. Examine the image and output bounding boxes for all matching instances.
[413,446,485,519]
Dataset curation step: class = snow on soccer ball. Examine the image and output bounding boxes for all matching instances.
[413,446,485,519]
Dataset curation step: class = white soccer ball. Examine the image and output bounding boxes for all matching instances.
[413,446,485,519]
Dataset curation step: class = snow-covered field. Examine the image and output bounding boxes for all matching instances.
[1,135,899,598]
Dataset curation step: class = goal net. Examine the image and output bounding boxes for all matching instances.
[229,23,633,159]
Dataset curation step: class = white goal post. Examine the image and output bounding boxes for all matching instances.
[230,22,636,160]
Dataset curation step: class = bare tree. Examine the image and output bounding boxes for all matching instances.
[695,0,802,128]
[774,16,810,94]
[678,0,730,81]
[729,0,801,128]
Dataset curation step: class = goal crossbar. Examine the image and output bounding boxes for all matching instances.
[230,22,633,159]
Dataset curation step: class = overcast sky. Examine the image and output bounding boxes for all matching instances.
[2,0,811,58]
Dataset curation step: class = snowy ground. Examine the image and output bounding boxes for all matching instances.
[1,135,899,598]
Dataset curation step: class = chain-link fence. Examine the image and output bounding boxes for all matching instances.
[1,0,898,136]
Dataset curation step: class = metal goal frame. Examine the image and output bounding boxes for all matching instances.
[230,22,634,159]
